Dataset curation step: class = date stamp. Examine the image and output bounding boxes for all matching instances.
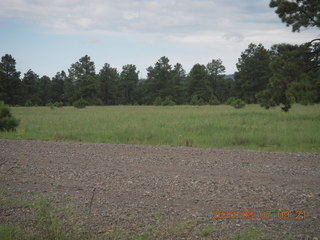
[212,210,307,220]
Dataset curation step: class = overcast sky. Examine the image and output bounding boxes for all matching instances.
[0,0,318,78]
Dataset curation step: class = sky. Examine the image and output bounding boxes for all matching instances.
[0,0,318,78]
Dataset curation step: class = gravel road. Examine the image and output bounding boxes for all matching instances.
[0,139,319,239]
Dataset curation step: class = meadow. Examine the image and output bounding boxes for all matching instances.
[1,104,319,152]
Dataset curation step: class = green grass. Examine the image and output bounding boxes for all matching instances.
[0,193,318,240]
[1,104,320,152]
[0,194,91,240]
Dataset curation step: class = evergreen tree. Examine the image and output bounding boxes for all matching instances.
[38,75,52,106]
[21,70,40,105]
[206,59,225,97]
[172,63,187,104]
[0,54,21,105]
[187,64,211,103]
[234,43,272,103]
[98,63,119,105]
[51,71,66,103]
[62,77,74,105]
[270,0,320,32]
[257,43,320,111]
[119,64,139,104]
[256,1,320,111]
[68,55,99,103]
[144,56,174,103]
[215,77,235,103]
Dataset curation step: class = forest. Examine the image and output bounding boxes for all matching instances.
[0,41,319,111]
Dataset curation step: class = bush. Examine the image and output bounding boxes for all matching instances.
[190,95,205,105]
[162,97,176,106]
[47,102,55,109]
[53,102,64,108]
[73,98,88,109]
[24,100,33,107]
[209,95,220,105]
[231,98,246,109]
[48,102,64,109]
[226,97,237,105]
[153,97,162,106]
[0,101,19,131]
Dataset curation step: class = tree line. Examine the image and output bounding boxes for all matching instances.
[0,40,319,110]
[0,54,235,107]
[0,40,320,110]
[1,0,319,111]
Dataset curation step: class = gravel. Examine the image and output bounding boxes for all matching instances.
[0,139,319,239]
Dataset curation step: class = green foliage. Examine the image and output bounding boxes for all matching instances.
[264,1,320,111]
[47,102,55,109]
[257,43,320,112]
[206,59,226,100]
[215,77,235,103]
[209,95,220,105]
[119,64,139,104]
[24,99,33,107]
[38,75,52,106]
[188,64,212,102]
[73,98,88,108]
[161,96,176,106]
[22,70,40,105]
[144,56,182,104]
[270,0,320,32]
[48,102,64,109]
[98,63,120,105]
[190,95,205,105]
[231,98,246,109]
[0,54,21,105]
[153,96,176,106]
[0,101,19,131]
[54,101,64,107]
[1,50,319,110]
[51,71,66,103]
[153,97,162,106]
[234,43,272,103]
[226,97,237,105]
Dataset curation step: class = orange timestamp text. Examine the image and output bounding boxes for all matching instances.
[212,210,307,220]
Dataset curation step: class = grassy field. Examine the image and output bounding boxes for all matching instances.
[1,104,319,152]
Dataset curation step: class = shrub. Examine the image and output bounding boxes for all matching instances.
[47,102,55,109]
[0,101,19,131]
[226,97,237,105]
[231,98,246,109]
[153,97,162,106]
[53,102,64,108]
[73,98,88,109]
[47,102,64,109]
[209,95,220,105]
[190,95,205,105]
[24,100,33,107]
[162,97,176,106]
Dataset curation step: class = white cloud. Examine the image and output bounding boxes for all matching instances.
[1,0,317,42]
[1,0,318,75]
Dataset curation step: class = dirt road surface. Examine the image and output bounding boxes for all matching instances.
[1,139,319,239]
